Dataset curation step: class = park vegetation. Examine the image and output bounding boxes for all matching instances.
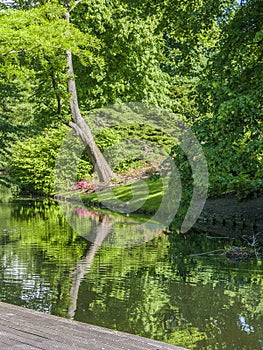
[0,0,262,200]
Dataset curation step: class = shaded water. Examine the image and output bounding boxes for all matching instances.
[0,199,262,350]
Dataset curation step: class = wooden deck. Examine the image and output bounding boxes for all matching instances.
[0,302,187,350]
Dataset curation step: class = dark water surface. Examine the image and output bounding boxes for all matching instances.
[0,199,262,350]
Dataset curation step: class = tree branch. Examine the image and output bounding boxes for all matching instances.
[1,49,26,56]
[68,0,84,13]
[1,45,41,56]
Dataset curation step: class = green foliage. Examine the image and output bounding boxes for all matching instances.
[1,0,262,199]
[0,120,15,158]
[72,0,171,109]
[94,128,121,152]
[0,3,98,58]
[8,123,125,195]
[194,0,263,198]
[0,1,101,127]
[8,127,68,194]
[8,126,99,195]
[0,78,34,187]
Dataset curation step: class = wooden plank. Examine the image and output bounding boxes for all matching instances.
[0,302,187,350]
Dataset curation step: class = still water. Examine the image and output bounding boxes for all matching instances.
[0,199,262,350]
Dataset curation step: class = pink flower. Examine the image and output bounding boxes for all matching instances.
[75,181,95,192]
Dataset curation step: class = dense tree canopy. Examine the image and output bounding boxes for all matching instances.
[0,0,262,199]
[195,0,263,197]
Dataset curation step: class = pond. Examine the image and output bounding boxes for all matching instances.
[0,199,262,350]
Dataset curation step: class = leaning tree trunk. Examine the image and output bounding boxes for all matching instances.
[65,12,114,184]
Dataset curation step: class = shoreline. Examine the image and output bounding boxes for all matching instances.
[195,194,263,242]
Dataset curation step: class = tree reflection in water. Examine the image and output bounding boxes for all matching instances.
[0,199,262,349]
[68,213,113,318]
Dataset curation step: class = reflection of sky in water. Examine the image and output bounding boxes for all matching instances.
[239,315,255,333]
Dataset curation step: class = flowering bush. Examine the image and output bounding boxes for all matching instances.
[75,181,95,192]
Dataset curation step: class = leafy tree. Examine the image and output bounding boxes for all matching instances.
[0,2,114,183]
[0,76,33,186]
[2,0,261,198]
[118,0,236,117]
[71,0,170,110]
[196,0,263,197]
[0,0,174,189]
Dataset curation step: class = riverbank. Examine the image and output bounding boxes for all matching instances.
[81,180,263,242]
[196,193,263,242]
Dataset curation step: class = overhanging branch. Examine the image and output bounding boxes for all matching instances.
[1,45,41,56]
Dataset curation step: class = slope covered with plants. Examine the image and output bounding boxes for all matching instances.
[0,0,261,200]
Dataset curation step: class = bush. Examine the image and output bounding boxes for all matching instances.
[9,126,95,195]
[9,126,69,195]
[8,125,121,195]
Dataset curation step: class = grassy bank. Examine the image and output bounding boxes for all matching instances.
[81,177,166,216]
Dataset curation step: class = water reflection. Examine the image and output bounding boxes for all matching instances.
[68,213,114,318]
[0,199,262,350]
[59,200,165,247]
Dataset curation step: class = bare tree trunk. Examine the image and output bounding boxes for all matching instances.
[65,12,114,184]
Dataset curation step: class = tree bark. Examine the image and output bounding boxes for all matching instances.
[65,12,114,184]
